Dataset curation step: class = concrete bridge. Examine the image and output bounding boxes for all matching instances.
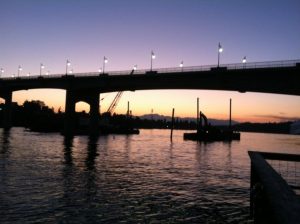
[0,59,299,135]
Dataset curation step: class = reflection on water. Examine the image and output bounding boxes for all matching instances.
[0,129,10,155]
[85,136,99,171]
[63,136,73,165]
[0,128,300,223]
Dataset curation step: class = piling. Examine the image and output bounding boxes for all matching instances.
[197,98,199,129]
[127,101,130,118]
[229,98,232,128]
[170,108,175,141]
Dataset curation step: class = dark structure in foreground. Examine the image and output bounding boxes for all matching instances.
[248,151,300,224]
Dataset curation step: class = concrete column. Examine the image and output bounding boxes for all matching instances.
[2,91,13,130]
[88,93,100,135]
[64,89,76,136]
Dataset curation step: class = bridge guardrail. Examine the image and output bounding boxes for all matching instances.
[1,59,300,80]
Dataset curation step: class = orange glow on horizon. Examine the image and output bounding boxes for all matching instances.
[1,89,298,123]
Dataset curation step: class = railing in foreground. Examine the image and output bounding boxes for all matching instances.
[1,59,300,80]
[248,151,300,224]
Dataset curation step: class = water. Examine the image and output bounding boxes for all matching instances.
[1,128,300,223]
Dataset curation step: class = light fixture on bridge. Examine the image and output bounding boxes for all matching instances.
[150,51,156,71]
[179,61,184,72]
[103,56,108,74]
[66,60,71,75]
[27,72,30,77]
[40,63,45,76]
[0,68,4,77]
[242,56,247,65]
[133,65,137,70]
[46,70,50,76]
[98,68,102,73]
[218,42,223,67]
[69,69,73,74]
[12,74,15,78]
[18,65,22,77]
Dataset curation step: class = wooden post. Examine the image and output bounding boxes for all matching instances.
[170,108,175,141]
[197,98,199,129]
[229,98,232,128]
[127,101,130,118]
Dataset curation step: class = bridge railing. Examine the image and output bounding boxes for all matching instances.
[1,59,299,80]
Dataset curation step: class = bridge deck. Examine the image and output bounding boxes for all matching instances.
[1,59,300,80]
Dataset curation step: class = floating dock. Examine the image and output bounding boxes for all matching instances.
[184,130,240,141]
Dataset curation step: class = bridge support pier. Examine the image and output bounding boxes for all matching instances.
[64,89,76,136]
[88,92,100,136]
[1,91,13,130]
[64,89,100,136]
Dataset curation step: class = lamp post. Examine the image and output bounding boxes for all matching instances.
[103,56,108,74]
[98,68,102,74]
[66,60,71,75]
[217,42,223,67]
[40,63,45,76]
[150,51,156,71]
[179,61,183,72]
[0,68,4,78]
[242,56,247,68]
[18,65,22,77]
[69,69,73,74]
[133,65,137,70]
[46,71,50,76]
[27,72,30,77]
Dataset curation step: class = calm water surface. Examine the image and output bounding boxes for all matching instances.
[1,128,300,223]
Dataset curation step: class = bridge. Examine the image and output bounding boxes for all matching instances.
[0,59,299,135]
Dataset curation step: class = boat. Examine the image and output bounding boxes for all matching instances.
[184,98,240,142]
[290,121,300,135]
[99,125,139,135]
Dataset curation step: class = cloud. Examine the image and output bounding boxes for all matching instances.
[253,114,300,122]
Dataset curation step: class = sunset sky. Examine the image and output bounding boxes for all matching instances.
[1,0,300,122]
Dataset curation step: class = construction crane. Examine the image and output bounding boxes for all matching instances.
[104,67,136,115]
[106,91,123,115]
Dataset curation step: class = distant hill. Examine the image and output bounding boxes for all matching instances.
[137,113,238,126]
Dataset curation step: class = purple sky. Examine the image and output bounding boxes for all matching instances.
[1,0,300,121]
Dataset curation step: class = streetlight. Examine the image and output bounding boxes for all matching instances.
[103,56,108,74]
[0,68,4,78]
[179,61,184,72]
[27,72,30,77]
[150,51,156,71]
[40,63,45,76]
[46,71,50,76]
[218,42,223,67]
[242,56,247,68]
[133,65,137,70]
[18,65,22,77]
[66,60,71,75]
[69,69,73,74]
[98,68,102,73]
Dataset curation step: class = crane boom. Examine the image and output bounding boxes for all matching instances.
[107,91,123,114]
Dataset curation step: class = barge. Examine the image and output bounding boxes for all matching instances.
[184,98,240,142]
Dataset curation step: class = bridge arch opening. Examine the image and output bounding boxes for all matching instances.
[75,101,91,128]
[75,101,90,114]
[13,89,66,113]
[0,97,4,114]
